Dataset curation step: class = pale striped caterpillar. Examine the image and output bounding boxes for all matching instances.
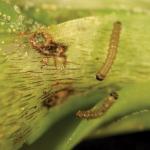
[96,21,122,81]
[76,92,118,119]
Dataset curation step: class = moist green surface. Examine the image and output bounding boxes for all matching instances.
[0,0,150,150]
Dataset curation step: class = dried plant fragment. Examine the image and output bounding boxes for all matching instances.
[29,30,68,69]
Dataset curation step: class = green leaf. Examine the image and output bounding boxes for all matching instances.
[0,1,150,150]
[55,82,150,150]
[0,1,42,34]
[22,82,150,150]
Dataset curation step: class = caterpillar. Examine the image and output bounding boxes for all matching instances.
[76,92,118,119]
[96,21,122,81]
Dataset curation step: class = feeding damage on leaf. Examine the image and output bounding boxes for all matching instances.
[29,30,68,69]
[42,87,74,108]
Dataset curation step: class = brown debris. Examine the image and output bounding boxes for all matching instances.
[29,31,67,57]
[42,87,74,108]
[29,30,68,69]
